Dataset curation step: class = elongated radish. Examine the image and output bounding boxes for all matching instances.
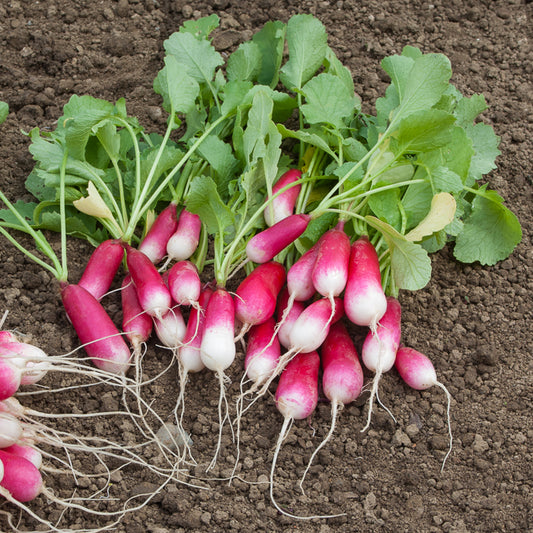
[121,274,153,349]
[344,236,387,331]
[153,306,186,348]
[167,261,201,307]
[264,169,302,226]
[300,321,364,489]
[395,346,453,471]
[124,244,171,319]
[0,341,49,385]
[276,288,306,350]
[61,283,132,375]
[312,222,351,300]
[0,360,21,401]
[271,351,343,519]
[0,450,42,502]
[77,239,124,301]
[360,296,402,431]
[0,412,23,448]
[139,202,178,264]
[246,213,311,264]
[243,318,280,385]
[200,288,236,470]
[235,261,286,333]
[166,208,202,264]
[2,443,42,469]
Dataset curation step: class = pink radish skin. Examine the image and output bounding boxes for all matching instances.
[0,412,23,448]
[286,243,319,302]
[0,360,21,401]
[288,297,344,354]
[167,261,201,306]
[312,223,351,300]
[200,289,236,372]
[322,321,364,405]
[0,332,18,343]
[124,244,171,319]
[276,288,306,349]
[300,321,364,489]
[246,214,311,264]
[166,209,202,263]
[344,236,387,331]
[0,341,49,385]
[264,169,302,226]
[2,444,42,470]
[78,239,124,301]
[153,306,186,348]
[61,283,132,375]
[0,450,43,502]
[244,318,280,385]
[360,296,402,431]
[179,287,212,374]
[395,346,454,471]
[270,351,342,519]
[235,261,286,328]
[121,275,153,348]
[139,202,178,264]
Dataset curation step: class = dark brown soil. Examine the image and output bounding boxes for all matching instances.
[0,1,531,532]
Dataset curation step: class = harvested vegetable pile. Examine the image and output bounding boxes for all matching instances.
[0,6,530,533]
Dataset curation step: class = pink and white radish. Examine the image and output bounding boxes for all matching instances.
[0,341,50,385]
[246,213,311,264]
[270,351,343,519]
[153,306,186,348]
[276,288,306,350]
[360,296,402,431]
[0,360,21,401]
[138,202,178,264]
[200,288,236,470]
[264,169,302,226]
[121,274,153,350]
[165,208,202,265]
[2,443,42,470]
[124,244,172,319]
[300,321,364,489]
[0,412,23,448]
[0,450,42,503]
[78,239,124,301]
[235,261,286,336]
[344,236,387,332]
[395,346,453,471]
[61,283,132,375]
[167,261,201,307]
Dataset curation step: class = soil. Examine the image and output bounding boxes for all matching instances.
[0,0,531,532]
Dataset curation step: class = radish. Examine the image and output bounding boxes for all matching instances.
[360,296,402,431]
[124,244,172,319]
[276,288,306,350]
[395,346,453,471]
[264,169,302,226]
[2,443,42,469]
[165,208,202,265]
[0,359,21,401]
[300,321,364,489]
[270,351,343,519]
[246,213,311,264]
[200,288,236,470]
[61,283,132,375]
[243,318,281,385]
[0,341,50,385]
[167,261,202,307]
[235,261,286,335]
[0,331,18,343]
[0,450,42,502]
[153,306,186,348]
[138,202,178,264]
[78,239,124,301]
[344,236,387,332]
[0,412,23,448]
[121,274,153,349]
